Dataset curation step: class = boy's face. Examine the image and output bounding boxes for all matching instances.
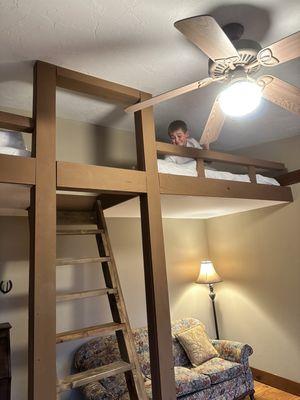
[169,129,189,146]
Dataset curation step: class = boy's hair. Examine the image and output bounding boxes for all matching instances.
[168,120,188,134]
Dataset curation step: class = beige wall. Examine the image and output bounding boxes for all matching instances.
[205,134,300,382]
[56,118,137,168]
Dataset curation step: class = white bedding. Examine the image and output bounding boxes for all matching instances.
[0,146,31,157]
[157,159,280,186]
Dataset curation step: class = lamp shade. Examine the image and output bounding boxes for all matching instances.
[196,260,222,284]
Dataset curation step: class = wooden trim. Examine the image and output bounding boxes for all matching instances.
[159,174,293,202]
[251,368,300,396]
[28,61,57,400]
[57,162,147,193]
[157,141,286,170]
[276,169,300,186]
[248,166,257,184]
[56,65,146,105]
[0,155,35,185]
[0,111,33,133]
[135,95,176,399]
[196,159,205,178]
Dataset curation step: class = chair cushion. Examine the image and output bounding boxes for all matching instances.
[195,357,244,385]
[143,367,211,398]
[175,324,219,367]
[175,366,211,396]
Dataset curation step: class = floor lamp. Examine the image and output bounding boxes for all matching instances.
[196,260,222,340]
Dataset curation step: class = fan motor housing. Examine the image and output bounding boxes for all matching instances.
[208,39,262,79]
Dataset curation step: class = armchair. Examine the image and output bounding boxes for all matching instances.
[74,318,255,399]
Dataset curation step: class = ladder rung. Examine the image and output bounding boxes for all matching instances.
[56,322,126,343]
[57,361,133,393]
[56,257,110,266]
[57,229,104,235]
[56,288,117,302]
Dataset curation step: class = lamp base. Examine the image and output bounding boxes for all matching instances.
[208,284,220,340]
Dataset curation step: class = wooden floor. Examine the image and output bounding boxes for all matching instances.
[254,382,300,399]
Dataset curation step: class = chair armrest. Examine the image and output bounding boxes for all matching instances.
[81,381,111,400]
[211,340,253,365]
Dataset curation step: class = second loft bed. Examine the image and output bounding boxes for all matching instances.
[0,61,298,400]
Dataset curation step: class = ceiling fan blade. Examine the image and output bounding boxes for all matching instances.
[174,15,240,62]
[257,31,300,67]
[257,75,300,115]
[125,76,223,113]
[199,97,225,145]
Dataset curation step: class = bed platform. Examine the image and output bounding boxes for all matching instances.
[0,61,296,400]
[0,140,293,217]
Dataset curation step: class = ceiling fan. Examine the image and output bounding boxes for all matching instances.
[125,15,300,146]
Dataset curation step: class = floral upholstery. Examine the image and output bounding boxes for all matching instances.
[117,374,250,400]
[194,357,243,384]
[74,335,127,398]
[174,367,210,396]
[74,318,254,399]
[211,339,253,364]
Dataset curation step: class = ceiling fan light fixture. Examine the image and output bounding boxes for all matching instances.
[219,80,262,117]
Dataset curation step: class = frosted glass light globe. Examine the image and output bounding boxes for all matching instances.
[219,81,262,117]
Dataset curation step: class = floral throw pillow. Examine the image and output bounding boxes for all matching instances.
[175,324,219,367]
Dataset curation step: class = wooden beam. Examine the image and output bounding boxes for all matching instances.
[57,162,147,193]
[276,169,300,186]
[135,97,176,399]
[28,61,57,400]
[100,193,138,209]
[0,111,34,133]
[0,154,35,185]
[159,174,293,202]
[56,65,145,105]
[157,141,286,171]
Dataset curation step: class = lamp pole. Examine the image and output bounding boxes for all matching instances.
[208,283,220,340]
[196,260,222,340]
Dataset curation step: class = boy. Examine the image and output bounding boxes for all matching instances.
[164,120,207,164]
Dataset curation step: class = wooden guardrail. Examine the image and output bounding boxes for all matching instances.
[276,169,300,186]
[156,141,286,184]
[0,111,33,133]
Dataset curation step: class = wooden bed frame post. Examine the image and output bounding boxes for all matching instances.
[28,61,57,400]
[135,96,176,400]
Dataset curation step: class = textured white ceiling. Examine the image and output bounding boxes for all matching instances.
[0,0,299,150]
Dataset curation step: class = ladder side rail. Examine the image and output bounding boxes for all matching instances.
[95,201,147,400]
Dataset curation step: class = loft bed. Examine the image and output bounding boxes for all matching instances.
[0,61,297,400]
[0,120,293,214]
[0,136,293,217]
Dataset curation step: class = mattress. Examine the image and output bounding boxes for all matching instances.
[157,159,280,186]
[0,146,31,157]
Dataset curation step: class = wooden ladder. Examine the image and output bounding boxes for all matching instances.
[56,200,147,399]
